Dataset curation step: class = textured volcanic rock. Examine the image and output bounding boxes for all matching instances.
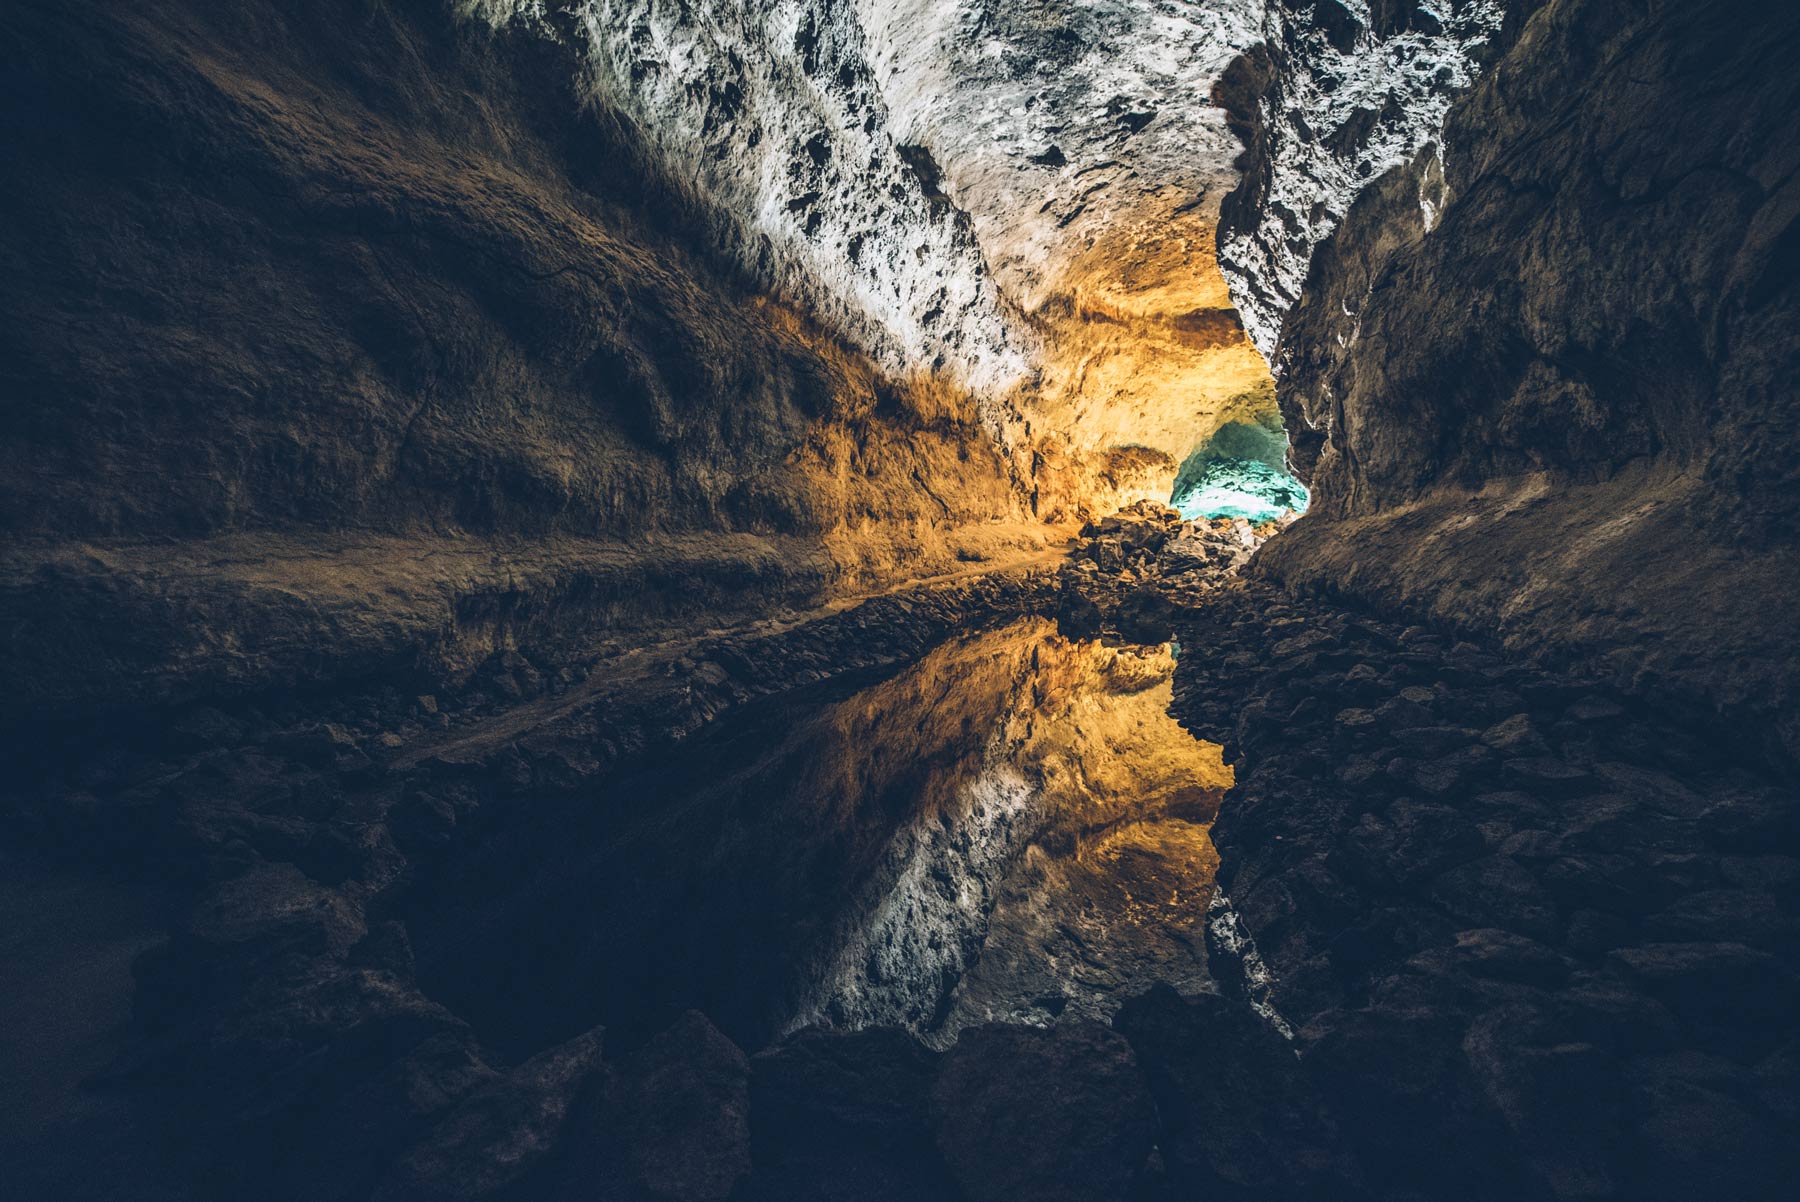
[1216,0,1512,357]
[7,0,1800,1199]
[470,0,1289,518]
[858,0,1258,318]
[1169,580,1800,1200]
[1232,0,1800,760]
[856,0,1275,493]
[465,0,1034,398]
[0,0,1049,720]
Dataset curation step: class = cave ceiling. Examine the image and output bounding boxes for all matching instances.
[470,0,1273,512]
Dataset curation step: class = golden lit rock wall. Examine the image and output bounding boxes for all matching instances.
[0,0,1061,719]
[852,0,1276,517]
[472,0,1282,522]
[1024,208,1277,520]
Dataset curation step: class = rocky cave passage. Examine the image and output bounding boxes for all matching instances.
[4,2,1800,1202]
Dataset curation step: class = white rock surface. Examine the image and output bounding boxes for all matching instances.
[1216,0,1506,361]
[460,4,1266,445]
[464,0,1034,411]
[854,0,1261,313]
[460,1,1506,500]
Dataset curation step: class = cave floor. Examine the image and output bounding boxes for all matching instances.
[2,511,1795,1201]
[1168,579,1800,1201]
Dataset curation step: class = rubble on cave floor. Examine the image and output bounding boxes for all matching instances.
[1168,581,1800,1202]
[1054,499,1294,643]
[1070,499,1293,583]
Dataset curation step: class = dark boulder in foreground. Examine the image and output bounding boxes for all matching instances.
[930,1021,1156,1202]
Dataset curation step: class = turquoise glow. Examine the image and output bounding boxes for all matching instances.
[1172,457,1309,523]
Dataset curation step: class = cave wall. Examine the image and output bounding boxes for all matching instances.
[1215,0,1512,360]
[1240,0,1800,759]
[852,0,1274,508]
[463,0,1036,402]
[471,0,1293,519]
[0,0,1048,718]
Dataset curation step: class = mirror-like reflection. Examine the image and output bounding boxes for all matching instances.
[409,618,1230,1058]
[792,618,1231,1045]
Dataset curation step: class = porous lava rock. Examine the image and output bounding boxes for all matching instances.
[929,1020,1157,1202]
[1232,0,1800,762]
[0,0,1044,721]
[1169,580,1800,1200]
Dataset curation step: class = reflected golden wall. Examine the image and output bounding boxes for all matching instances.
[797,617,1234,1039]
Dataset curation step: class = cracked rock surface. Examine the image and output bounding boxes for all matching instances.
[5,0,1800,1200]
[469,0,1287,510]
[1215,0,1511,358]
[1237,0,1800,760]
[1169,579,1800,1201]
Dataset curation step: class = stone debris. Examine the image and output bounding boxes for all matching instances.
[1168,581,1800,1201]
[1055,500,1292,643]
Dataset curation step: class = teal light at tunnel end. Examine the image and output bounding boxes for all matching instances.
[1172,457,1310,524]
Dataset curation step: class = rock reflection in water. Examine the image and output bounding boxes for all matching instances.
[793,618,1232,1046]
[410,618,1229,1058]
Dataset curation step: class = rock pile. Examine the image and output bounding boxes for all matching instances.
[1170,581,1800,1201]
[1056,501,1287,642]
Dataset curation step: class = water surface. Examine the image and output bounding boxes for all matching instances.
[411,617,1231,1057]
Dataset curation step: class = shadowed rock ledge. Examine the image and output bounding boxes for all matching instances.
[1227,0,1800,763]
[0,0,1052,721]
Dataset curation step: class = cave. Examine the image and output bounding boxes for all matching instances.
[1171,391,1311,522]
[3,2,1797,1201]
